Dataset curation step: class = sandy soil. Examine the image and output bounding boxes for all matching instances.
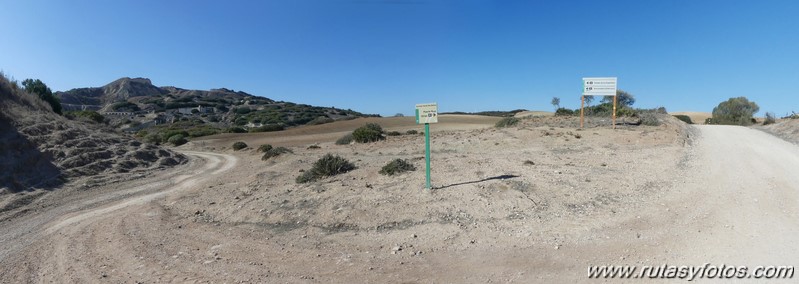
[2,115,798,283]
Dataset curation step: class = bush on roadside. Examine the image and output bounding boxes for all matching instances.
[406,130,418,135]
[385,131,402,136]
[708,97,759,126]
[257,144,273,153]
[261,147,293,161]
[352,123,384,143]
[335,133,354,145]
[764,112,776,125]
[379,159,416,176]
[296,154,355,183]
[495,117,520,128]
[639,113,661,126]
[167,134,188,146]
[673,115,693,124]
[227,127,247,133]
[232,141,248,151]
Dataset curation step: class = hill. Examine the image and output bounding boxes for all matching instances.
[55,78,378,138]
[0,73,186,208]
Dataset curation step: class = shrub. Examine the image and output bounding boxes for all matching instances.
[66,110,104,123]
[673,115,693,124]
[307,145,321,149]
[386,131,402,136]
[232,141,248,151]
[296,154,355,183]
[379,159,416,176]
[257,144,274,153]
[306,116,334,126]
[249,124,284,133]
[167,134,188,146]
[227,127,247,133]
[555,108,575,116]
[406,130,418,135]
[22,78,62,115]
[261,147,292,161]
[764,112,776,125]
[639,113,661,126]
[144,133,162,144]
[335,133,354,145]
[709,97,759,126]
[352,123,384,143]
[495,117,520,128]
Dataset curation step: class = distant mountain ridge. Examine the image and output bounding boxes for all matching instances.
[54,77,377,138]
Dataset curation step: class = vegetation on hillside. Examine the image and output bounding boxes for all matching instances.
[706,97,759,126]
[22,79,62,115]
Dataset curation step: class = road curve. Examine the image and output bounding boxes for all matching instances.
[0,151,237,275]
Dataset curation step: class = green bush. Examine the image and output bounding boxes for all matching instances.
[555,108,575,116]
[167,134,188,146]
[352,123,384,143]
[495,117,520,128]
[306,116,334,126]
[296,154,355,183]
[232,141,248,151]
[709,97,759,126]
[227,127,247,133]
[379,159,416,176]
[66,110,104,123]
[406,130,418,135]
[249,124,284,133]
[258,144,274,153]
[335,133,354,145]
[673,115,694,124]
[22,79,62,115]
[385,131,402,136]
[764,112,776,125]
[261,147,292,161]
[144,133,162,144]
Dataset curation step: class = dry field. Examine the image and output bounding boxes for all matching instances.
[5,114,799,283]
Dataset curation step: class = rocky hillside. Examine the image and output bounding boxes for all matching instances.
[55,78,377,137]
[0,74,187,195]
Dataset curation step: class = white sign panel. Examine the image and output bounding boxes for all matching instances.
[415,103,438,124]
[583,77,617,96]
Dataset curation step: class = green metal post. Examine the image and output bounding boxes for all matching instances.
[424,123,431,190]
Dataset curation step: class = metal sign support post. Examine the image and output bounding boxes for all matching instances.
[612,95,617,129]
[580,95,585,128]
[415,103,438,191]
[424,123,431,190]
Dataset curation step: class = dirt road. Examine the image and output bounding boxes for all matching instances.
[1,124,798,283]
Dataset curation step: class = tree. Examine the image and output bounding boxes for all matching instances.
[709,97,759,126]
[22,78,62,115]
[601,89,635,107]
[551,97,561,110]
[584,95,594,106]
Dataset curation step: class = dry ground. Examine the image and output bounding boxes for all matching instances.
[3,114,799,283]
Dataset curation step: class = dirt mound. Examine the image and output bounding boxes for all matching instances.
[0,74,187,195]
[758,118,799,145]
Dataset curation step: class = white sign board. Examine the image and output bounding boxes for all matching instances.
[583,77,617,96]
[415,103,438,124]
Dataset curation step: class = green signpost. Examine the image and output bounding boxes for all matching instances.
[415,103,438,190]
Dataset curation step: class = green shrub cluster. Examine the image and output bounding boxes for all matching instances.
[708,97,759,126]
[261,146,292,161]
[639,113,661,126]
[379,159,416,176]
[65,110,105,123]
[296,154,355,183]
[764,112,776,125]
[352,123,384,143]
[495,117,520,128]
[227,127,247,133]
[673,115,693,124]
[232,141,248,151]
[248,124,284,133]
[406,130,418,135]
[167,134,188,146]
[258,144,273,153]
[555,108,576,116]
[385,131,402,136]
[335,133,354,145]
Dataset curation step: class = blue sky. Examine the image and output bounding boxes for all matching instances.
[1,0,797,116]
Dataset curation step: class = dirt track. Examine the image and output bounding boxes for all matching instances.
[1,124,798,283]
